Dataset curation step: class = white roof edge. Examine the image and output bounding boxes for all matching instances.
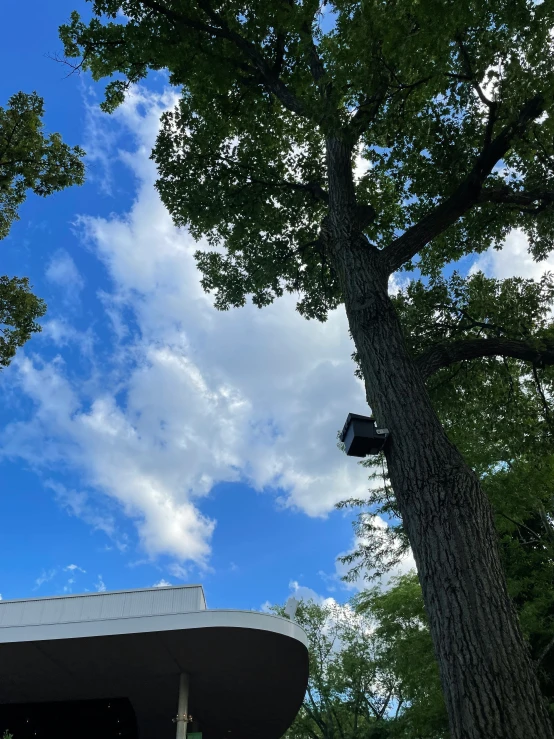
[0,583,206,605]
[0,608,309,648]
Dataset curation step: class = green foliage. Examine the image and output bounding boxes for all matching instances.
[0,276,46,368]
[0,91,85,239]
[277,596,447,739]
[336,458,409,583]
[355,574,449,738]
[277,599,397,739]
[0,90,85,367]
[392,270,554,467]
[60,1,554,318]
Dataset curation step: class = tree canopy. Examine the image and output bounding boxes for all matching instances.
[0,91,85,367]
[0,92,85,240]
[60,1,554,319]
[277,592,447,739]
[355,574,449,738]
[0,276,46,369]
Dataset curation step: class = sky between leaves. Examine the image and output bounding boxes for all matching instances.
[0,0,549,610]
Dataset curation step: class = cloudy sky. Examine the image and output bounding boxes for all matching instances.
[0,1,547,609]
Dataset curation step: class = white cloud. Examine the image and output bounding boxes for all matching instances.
[471,229,554,281]
[64,564,86,574]
[95,575,106,593]
[168,563,189,581]
[34,569,57,589]
[47,482,127,551]
[289,579,337,607]
[45,250,85,303]
[260,580,336,613]
[0,87,370,568]
[153,579,172,587]
[40,319,95,357]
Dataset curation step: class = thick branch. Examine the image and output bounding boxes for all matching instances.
[479,185,554,214]
[299,8,327,89]
[271,31,286,76]
[417,336,554,379]
[214,153,329,204]
[382,93,545,274]
[345,72,432,146]
[245,175,329,204]
[536,634,554,669]
[345,86,389,144]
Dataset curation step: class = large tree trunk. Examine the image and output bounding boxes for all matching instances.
[324,138,554,738]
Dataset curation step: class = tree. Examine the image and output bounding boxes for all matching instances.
[60,2,554,735]
[355,574,448,738]
[0,276,46,368]
[276,599,403,739]
[342,270,554,719]
[0,91,85,366]
[278,595,449,739]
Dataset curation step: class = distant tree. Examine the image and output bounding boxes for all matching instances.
[0,276,46,368]
[278,595,450,739]
[276,599,402,739]
[0,91,85,239]
[355,573,448,738]
[60,3,554,735]
[0,91,85,367]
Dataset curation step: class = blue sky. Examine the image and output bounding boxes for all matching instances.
[1,1,543,611]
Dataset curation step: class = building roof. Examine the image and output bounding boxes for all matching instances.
[0,584,208,637]
[0,585,309,739]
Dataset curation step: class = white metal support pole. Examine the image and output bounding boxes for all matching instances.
[175,672,190,739]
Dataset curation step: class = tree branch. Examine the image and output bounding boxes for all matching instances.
[303,688,327,733]
[456,37,496,110]
[479,185,554,214]
[536,634,554,669]
[139,0,226,37]
[416,336,554,379]
[139,0,312,118]
[345,86,389,144]
[213,153,329,204]
[271,31,287,77]
[497,512,544,545]
[195,0,311,118]
[299,5,327,89]
[236,175,329,204]
[381,93,545,274]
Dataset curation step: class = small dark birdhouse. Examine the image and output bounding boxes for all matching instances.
[339,413,389,457]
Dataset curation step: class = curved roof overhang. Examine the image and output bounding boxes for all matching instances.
[0,587,309,739]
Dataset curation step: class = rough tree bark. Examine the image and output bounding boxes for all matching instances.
[324,137,554,739]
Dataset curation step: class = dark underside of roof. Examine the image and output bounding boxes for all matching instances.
[0,626,309,739]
